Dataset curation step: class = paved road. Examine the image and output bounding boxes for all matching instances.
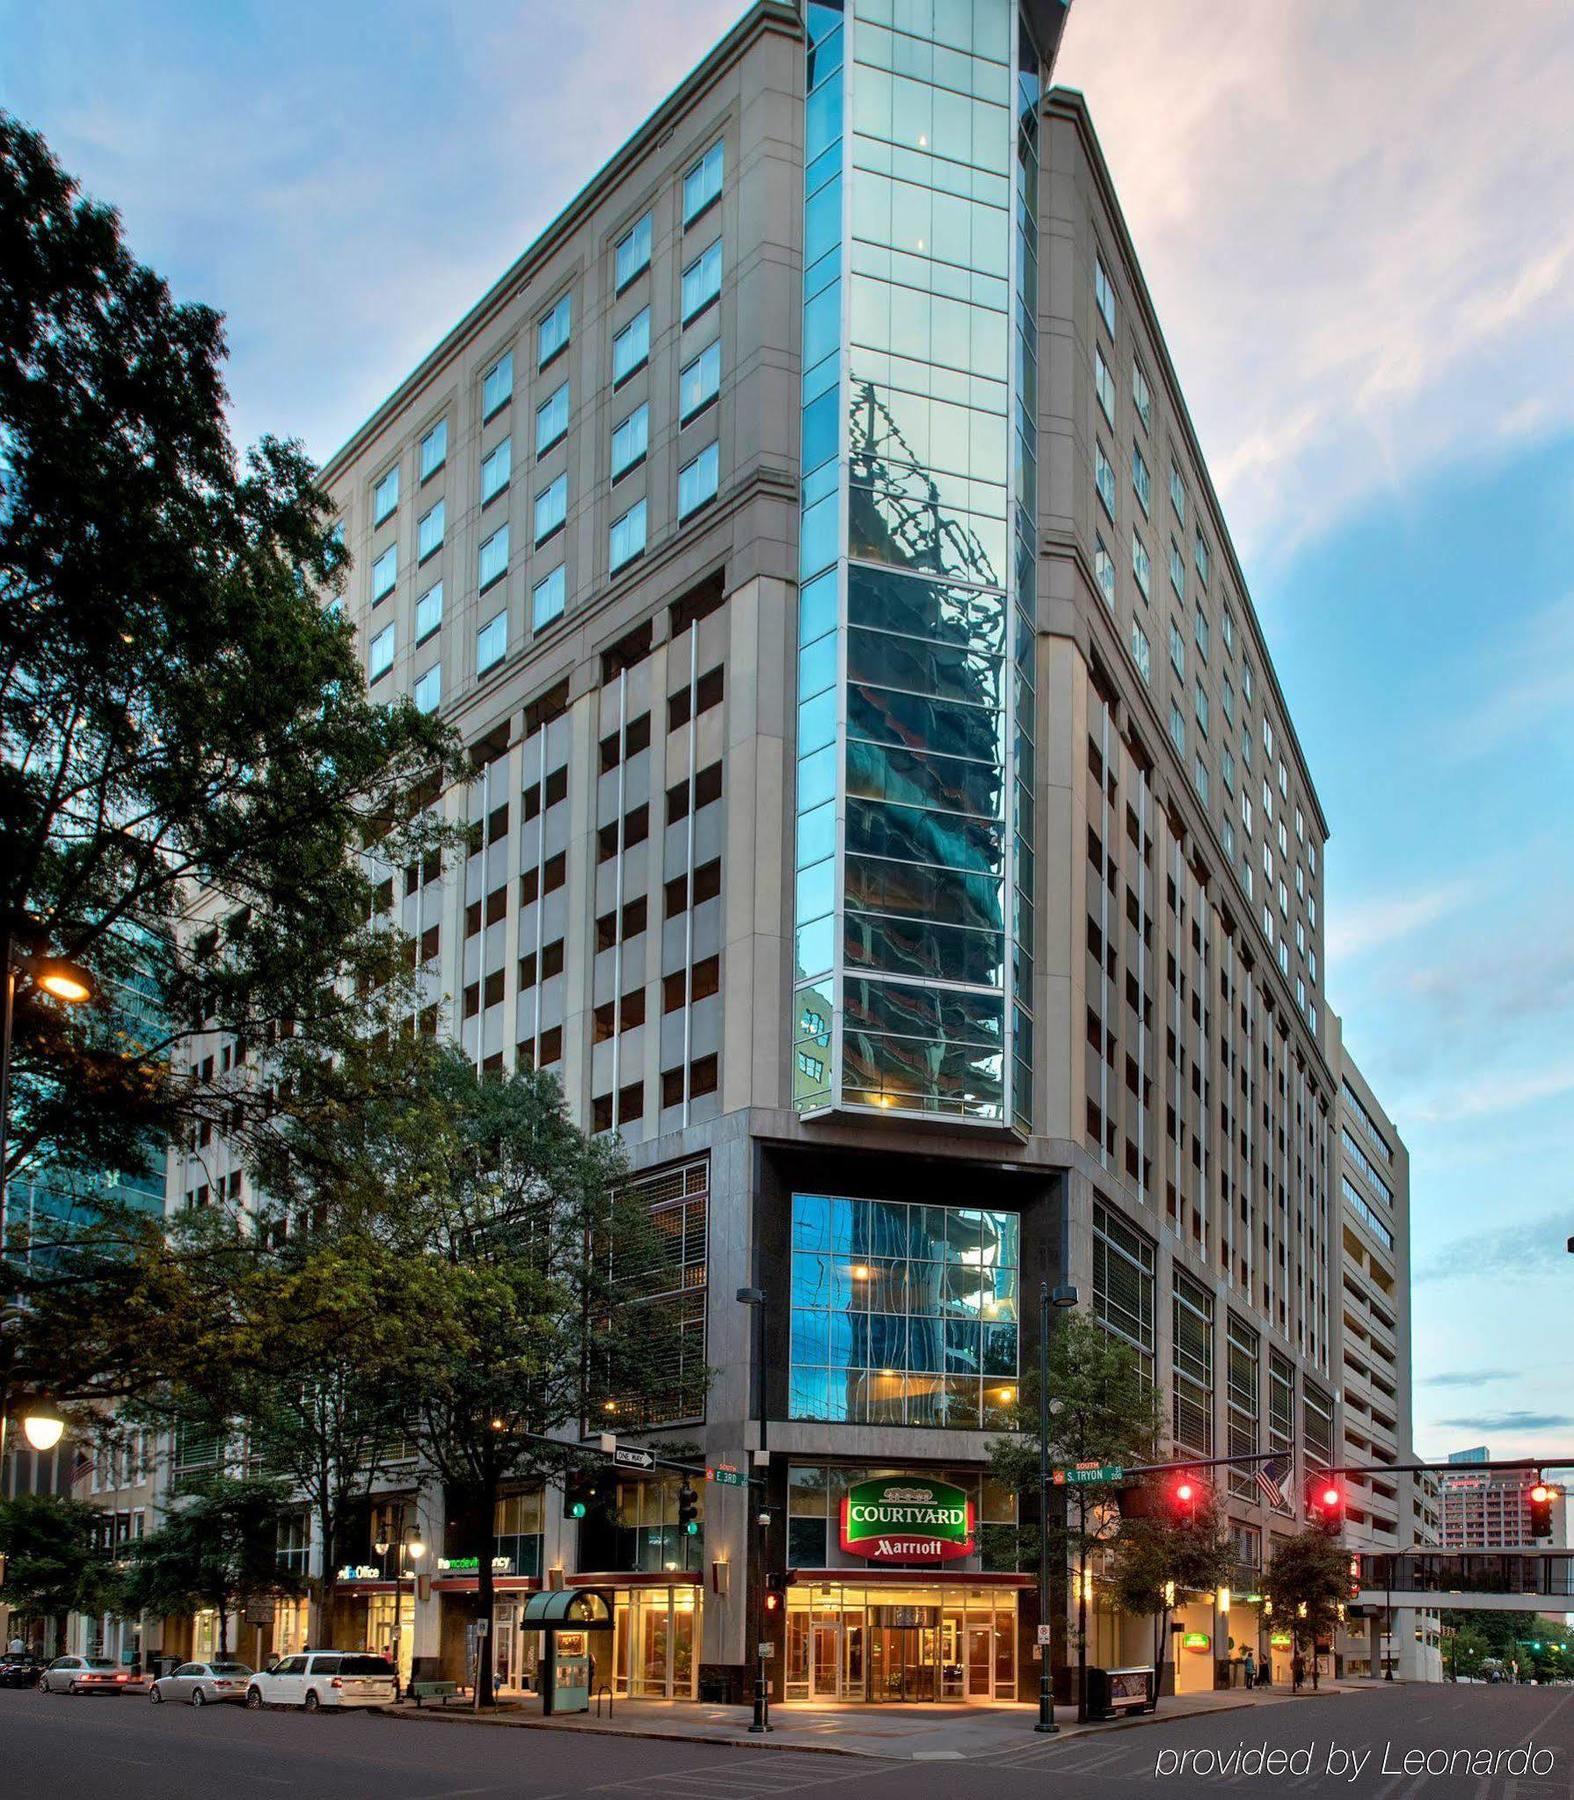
[4,1682,1574,1798]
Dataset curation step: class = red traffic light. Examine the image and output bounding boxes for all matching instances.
[1532,1484,1552,1504]
[1175,1480,1195,1504]
[1320,1485,1342,1510]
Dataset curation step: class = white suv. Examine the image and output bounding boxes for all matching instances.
[245,1652,397,1711]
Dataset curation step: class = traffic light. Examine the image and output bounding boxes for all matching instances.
[564,1468,610,1521]
[1529,1483,1557,1539]
[763,1579,784,1616]
[677,1481,700,1536]
[1168,1473,1204,1528]
[1306,1476,1345,1535]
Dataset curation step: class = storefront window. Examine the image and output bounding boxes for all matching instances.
[493,1487,544,1578]
[610,1587,699,1699]
[784,1582,1017,1702]
[367,1592,414,1687]
[615,1476,704,1573]
[789,1196,1019,1427]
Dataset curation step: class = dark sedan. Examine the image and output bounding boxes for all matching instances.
[0,1656,45,1690]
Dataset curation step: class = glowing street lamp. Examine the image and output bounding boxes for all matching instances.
[21,1401,65,1452]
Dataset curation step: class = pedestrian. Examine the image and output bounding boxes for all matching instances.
[7,1635,25,1657]
[1292,1651,1304,1692]
[1242,1647,1255,1690]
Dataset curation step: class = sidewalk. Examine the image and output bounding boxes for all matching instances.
[385,1680,1364,1761]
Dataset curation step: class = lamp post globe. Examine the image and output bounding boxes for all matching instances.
[22,1402,65,1451]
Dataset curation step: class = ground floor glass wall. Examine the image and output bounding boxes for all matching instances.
[784,1585,1016,1702]
[610,1587,699,1698]
[367,1593,415,1686]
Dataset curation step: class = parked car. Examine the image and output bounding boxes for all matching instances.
[39,1655,136,1695]
[245,1652,397,1712]
[0,1655,45,1689]
[150,1660,254,1706]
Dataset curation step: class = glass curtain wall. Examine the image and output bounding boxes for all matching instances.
[793,0,1042,1129]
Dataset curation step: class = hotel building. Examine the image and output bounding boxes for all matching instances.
[165,0,1360,1703]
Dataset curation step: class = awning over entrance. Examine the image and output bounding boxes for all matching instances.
[519,1588,612,1631]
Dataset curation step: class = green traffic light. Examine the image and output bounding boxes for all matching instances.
[570,1501,587,1519]
[683,1520,700,1536]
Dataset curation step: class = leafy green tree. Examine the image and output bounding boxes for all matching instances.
[0,111,460,1276]
[1107,1486,1236,1684]
[1263,1529,1347,1689]
[989,1311,1163,1718]
[0,1492,115,1654]
[119,1474,295,1655]
[318,1046,696,1705]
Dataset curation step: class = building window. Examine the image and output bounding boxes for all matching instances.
[534,474,567,545]
[532,564,565,630]
[537,294,571,368]
[481,436,511,505]
[1168,539,1185,599]
[615,211,653,291]
[1169,700,1185,757]
[418,498,445,562]
[1222,747,1235,793]
[609,498,647,572]
[1169,461,1186,522]
[477,610,507,673]
[413,664,441,714]
[611,404,649,480]
[1193,755,1209,805]
[536,383,569,456]
[1221,605,1235,652]
[787,1194,1020,1428]
[1173,1271,1214,1455]
[1094,442,1116,517]
[1194,683,1209,737]
[371,544,397,603]
[679,341,721,422]
[1094,345,1115,423]
[1131,531,1150,598]
[1093,1200,1154,1381]
[682,138,724,225]
[1094,535,1116,608]
[1195,532,1210,586]
[482,349,514,420]
[1130,621,1151,684]
[415,581,443,643]
[1194,607,1210,662]
[373,466,399,523]
[478,523,509,591]
[681,239,723,324]
[613,307,651,386]
[1132,360,1151,431]
[367,622,394,682]
[1169,617,1186,679]
[1094,252,1115,336]
[1132,443,1151,516]
[611,1158,709,1426]
[677,442,719,519]
[1222,817,1235,860]
[419,419,447,481]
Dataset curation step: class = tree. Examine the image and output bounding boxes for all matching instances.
[0,111,461,1265]
[989,1312,1163,1719]
[0,1492,115,1654]
[343,1047,695,1706]
[1107,1486,1236,1688]
[119,1474,294,1655]
[1263,1529,1347,1689]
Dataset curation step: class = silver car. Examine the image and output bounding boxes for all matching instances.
[150,1660,254,1706]
[39,1655,135,1695]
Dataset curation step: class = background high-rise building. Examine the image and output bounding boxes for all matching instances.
[153,0,1384,1699]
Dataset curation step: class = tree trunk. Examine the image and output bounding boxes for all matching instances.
[475,1474,497,1707]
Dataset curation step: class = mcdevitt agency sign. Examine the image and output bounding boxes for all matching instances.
[839,1477,975,1564]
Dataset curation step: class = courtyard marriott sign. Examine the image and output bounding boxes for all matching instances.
[839,1477,975,1564]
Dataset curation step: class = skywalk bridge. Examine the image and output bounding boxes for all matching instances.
[1355,1550,1574,1613]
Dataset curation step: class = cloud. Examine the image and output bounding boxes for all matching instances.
[1446,594,1574,762]
[1408,1061,1574,1127]
[1414,1213,1574,1282]
[1054,1,1574,564]
[1325,880,1473,963]
[1437,1412,1574,1434]
[1422,1370,1517,1390]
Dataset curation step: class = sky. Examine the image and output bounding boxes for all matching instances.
[4,0,1572,1467]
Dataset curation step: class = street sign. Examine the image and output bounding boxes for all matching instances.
[475,1619,490,1637]
[708,1464,749,1487]
[758,1641,775,1659]
[613,1446,656,1471]
[245,1597,276,1627]
[1036,1624,1053,1647]
[1053,1463,1124,1485]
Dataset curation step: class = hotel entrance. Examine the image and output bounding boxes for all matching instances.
[785,1583,1019,1702]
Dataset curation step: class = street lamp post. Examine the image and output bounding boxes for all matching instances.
[1384,1555,1394,1681]
[1036,1278,1078,1734]
[399,1525,424,1699]
[736,1284,771,1734]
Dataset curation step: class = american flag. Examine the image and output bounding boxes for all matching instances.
[1256,1455,1289,1508]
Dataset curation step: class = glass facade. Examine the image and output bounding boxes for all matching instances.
[792,0,1042,1127]
[788,1193,1019,1427]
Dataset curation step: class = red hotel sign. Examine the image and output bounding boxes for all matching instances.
[839,1476,976,1564]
